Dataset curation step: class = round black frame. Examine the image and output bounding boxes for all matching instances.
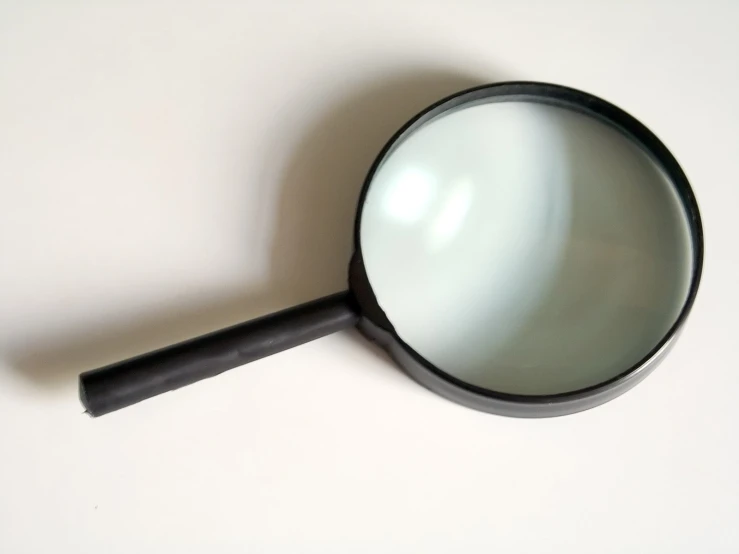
[349,81,704,417]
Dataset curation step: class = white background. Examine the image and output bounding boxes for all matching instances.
[1,1,737,552]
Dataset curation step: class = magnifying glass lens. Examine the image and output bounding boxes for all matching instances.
[360,100,694,396]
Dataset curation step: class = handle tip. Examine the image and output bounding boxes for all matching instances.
[79,376,94,417]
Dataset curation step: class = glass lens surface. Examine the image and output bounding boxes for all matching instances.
[359,99,694,395]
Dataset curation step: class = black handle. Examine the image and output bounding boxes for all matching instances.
[79,291,360,417]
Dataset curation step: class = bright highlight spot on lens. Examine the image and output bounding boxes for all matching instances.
[382,168,435,224]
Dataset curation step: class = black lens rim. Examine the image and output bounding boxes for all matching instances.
[349,81,704,417]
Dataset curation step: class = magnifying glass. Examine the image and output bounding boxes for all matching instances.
[80,82,703,417]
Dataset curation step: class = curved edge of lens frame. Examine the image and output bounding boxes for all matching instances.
[357,318,682,417]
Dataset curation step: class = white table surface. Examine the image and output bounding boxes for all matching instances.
[1,1,737,552]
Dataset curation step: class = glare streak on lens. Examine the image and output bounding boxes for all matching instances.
[429,179,473,248]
